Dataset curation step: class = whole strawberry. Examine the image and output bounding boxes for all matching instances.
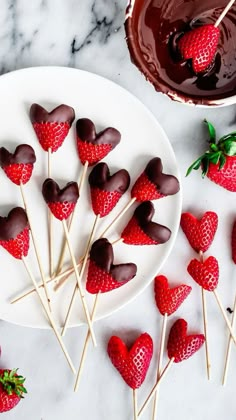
[154,275,191,316]
[177,24,220,74]
[107,333,153,389]
[88,163,130,217]
[0,145,36,185]
[181,211,218,253]
[0,369,27,413]
[42,178,79,220]
[187,120,236,192]
[0,208,30,259]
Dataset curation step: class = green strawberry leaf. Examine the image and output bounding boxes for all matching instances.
[201,157,209,177]
[204,119,216,143]
[186,156,203,176]
[218,132,236,144]
[220,139,236,156]
[208,151,221,164]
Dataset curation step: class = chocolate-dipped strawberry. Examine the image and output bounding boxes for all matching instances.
[0,207,30,259]
[0,145,36,185]
[42,178,79,220]
[76,118,121,166]
[121,201,171,245]
[131,158,180,201]
[86,238,137,294]
[88,163,130,218]
[30,104,75,152]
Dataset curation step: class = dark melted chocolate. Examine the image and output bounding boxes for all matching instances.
[0,207,28,240]
[90,238,137,281]
[30,104,75,125]
[89,162,130,193]
[145,158,179,195]
[76,118,121,148]
[0,145,36,167]
[42,178,79,203]
[125,0,236,104]
[134,201,171,243]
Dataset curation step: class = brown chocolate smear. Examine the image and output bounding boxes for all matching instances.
[0,207,28,240]
[89,162,130,193]
[0,145,36,167]
[90,238,137,281]
[42,178,79,203]
[134,201,171,243]
[30,104,75,125]
[145,158,179,195]
[76,118,121,148]
[125,0,236,105]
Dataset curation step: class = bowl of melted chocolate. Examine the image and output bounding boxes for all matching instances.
[125,0,236,106]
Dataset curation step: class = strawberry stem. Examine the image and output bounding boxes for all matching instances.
[0,369,27,398]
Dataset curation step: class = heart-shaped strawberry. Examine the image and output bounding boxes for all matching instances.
[0,144,36,185]
[107,333,153,389]
[0,207,30,259]
[187,256,219,291]
[181,211,218,253]
[88,162,130,217]
[131,158,179,202]
[167,319,205,363]
[154,275,192,316]
[42,178,79,220]
[76,118,121,166]
[86,238,137,294]
[121,201,171,245]
[30,103,75,153]
[177,24,220,74]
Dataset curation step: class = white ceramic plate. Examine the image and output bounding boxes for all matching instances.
[0,66,181,329]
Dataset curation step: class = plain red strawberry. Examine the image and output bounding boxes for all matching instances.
[187,256,219,291]
[48,202,76,221]
[181,211,218,253]
[107,333,153,389]
[77,140,112,166]
[3,163,33,185]
[33,122,70,152]
[0,369,27,413]
[232,220,236,264]
[0,227,30,259]
[131,172,164,201]
[187,120,236,192]
[86,260,130,294]
[121,216,158,245]
[154,275,192,316]
[178,24,220,73]
[167,319,205,363]
[90,188,122,217]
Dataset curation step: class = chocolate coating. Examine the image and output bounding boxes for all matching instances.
[0,207,28,240]
[30,104,75,125]
[90,238,137,281]
[76,118,121,148]
[134,201,171,243]
[0,144,36,167]
[145,158,180,196]
[89,162,130,193]
[125,0,236,105]
[42,178,79,203]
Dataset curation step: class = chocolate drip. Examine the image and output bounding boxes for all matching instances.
[89,162,130,193]
[0,207,28,240]
[0,145,36,167]
[30,104,75,125]
[42,178,79,203]
[76,118,121,148]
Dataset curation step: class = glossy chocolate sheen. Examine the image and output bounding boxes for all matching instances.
[134,201,171,242]
[30,104,75,125]
[125,0,236,105]
[76,118,121,148]
[42,178,79,203]
[145,158,179,195]
[0,207,28,240]
[0,145,36,167]
[89,162,130,193]
[90,238,137,281]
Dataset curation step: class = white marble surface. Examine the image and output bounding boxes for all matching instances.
[0,1,236,419]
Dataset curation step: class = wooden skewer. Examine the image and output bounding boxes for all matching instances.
[61,219,97,346]
[61,215,100,336]
[199,251,211,380]
[74,293,100,392]
[133,389,138,420]
[99,197,136,238]
[48,148,54,277]
[10,276,55,304]
[20,182,51,311]
[222,292,236,385]
[55,161,89,276]
[21,256,76,374]
[138,358,174,418]
[213,289,236,344]
[152,313,168,420]
[214,0,235,27]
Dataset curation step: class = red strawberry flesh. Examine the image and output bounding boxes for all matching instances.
[181,211,218,253]
[187,256,219,291]
[154,275,192,316]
